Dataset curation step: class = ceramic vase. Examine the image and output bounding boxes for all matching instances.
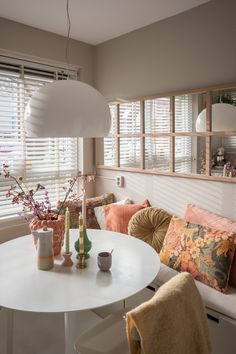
[29,215,65,256]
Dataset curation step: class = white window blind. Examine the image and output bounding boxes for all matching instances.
[0,58,79,219]
[175,95,192,133]
[145,98,170,132]
[222,91,236,160]
[119,102,140,167]
[145,137,170,171]
[120,137,140,168]
[104,104,117,166]
[145,98,170,170]
[119,102,140,134]
[175,95,193,173]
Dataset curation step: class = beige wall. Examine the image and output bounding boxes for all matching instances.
[0,17,95,85]
[94,0,236,219]
[94,0,236,101]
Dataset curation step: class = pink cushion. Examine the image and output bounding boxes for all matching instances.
[184,204,236,287]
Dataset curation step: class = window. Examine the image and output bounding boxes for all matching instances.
[99,83,236,182]
[0,57,79,219]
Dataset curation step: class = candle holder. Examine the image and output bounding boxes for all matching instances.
[75,212,87,269]
[76,253,87,269]
[62,252,73,267]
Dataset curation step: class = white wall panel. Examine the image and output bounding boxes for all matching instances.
[96,169,236,220]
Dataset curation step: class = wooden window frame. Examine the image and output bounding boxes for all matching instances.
[97,82,236,183]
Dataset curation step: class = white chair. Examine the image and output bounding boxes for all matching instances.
[75,273,210,354]
[74,308,133,354]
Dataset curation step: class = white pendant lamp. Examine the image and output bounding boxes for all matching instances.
[25,80,111,138]
[196,103,236,132]
[25,0,111,138]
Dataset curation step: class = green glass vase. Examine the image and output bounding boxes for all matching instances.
[83,226,92,259]
[75,226,92,260]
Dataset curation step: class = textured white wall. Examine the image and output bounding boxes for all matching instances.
[96,169,236,220]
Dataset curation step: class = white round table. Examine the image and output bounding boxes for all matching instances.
[0,229,160,353]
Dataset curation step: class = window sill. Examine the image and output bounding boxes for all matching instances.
[0,215,28,231]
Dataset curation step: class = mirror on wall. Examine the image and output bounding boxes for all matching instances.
[99,83,236,182]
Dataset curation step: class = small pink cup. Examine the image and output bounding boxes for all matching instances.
[97,252,112,271]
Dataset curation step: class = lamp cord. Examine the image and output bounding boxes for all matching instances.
[65,0,71,78]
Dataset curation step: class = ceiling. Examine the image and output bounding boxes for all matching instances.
[0,0,210,45]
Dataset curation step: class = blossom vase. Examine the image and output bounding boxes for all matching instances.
[29,215,65,256]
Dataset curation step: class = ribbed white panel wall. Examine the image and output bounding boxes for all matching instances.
[95,170,236,220]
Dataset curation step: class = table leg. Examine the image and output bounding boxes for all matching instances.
[64,311,102,354]
[64,312,72,354]
[6,309,14,354]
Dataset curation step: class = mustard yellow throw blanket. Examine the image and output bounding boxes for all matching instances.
[126,272,211,354]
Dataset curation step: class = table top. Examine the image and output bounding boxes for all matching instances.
[0,229,160,313]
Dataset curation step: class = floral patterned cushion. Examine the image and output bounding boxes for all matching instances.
[160,217,236,293]
[57,193,115,229]
[184,204,236,287]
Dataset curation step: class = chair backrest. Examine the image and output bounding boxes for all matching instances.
[126,272,211,354]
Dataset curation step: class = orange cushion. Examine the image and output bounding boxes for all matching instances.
[184,204,236,287]
[104,200,150,234]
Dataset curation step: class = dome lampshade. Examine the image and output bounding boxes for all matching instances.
[196,103,236,132]
[25,80,111,138]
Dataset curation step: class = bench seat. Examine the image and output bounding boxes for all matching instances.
[153,262,236,321]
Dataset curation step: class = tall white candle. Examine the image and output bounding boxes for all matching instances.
[82,178,86,225]
[79,213,84,253]
[65,207,70,253]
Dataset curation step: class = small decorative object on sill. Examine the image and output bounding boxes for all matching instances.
[223,162,236,178]
[75,213,87,269]
[62,207,73,267]
[215,147,225,167]
[32,227,54,271]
